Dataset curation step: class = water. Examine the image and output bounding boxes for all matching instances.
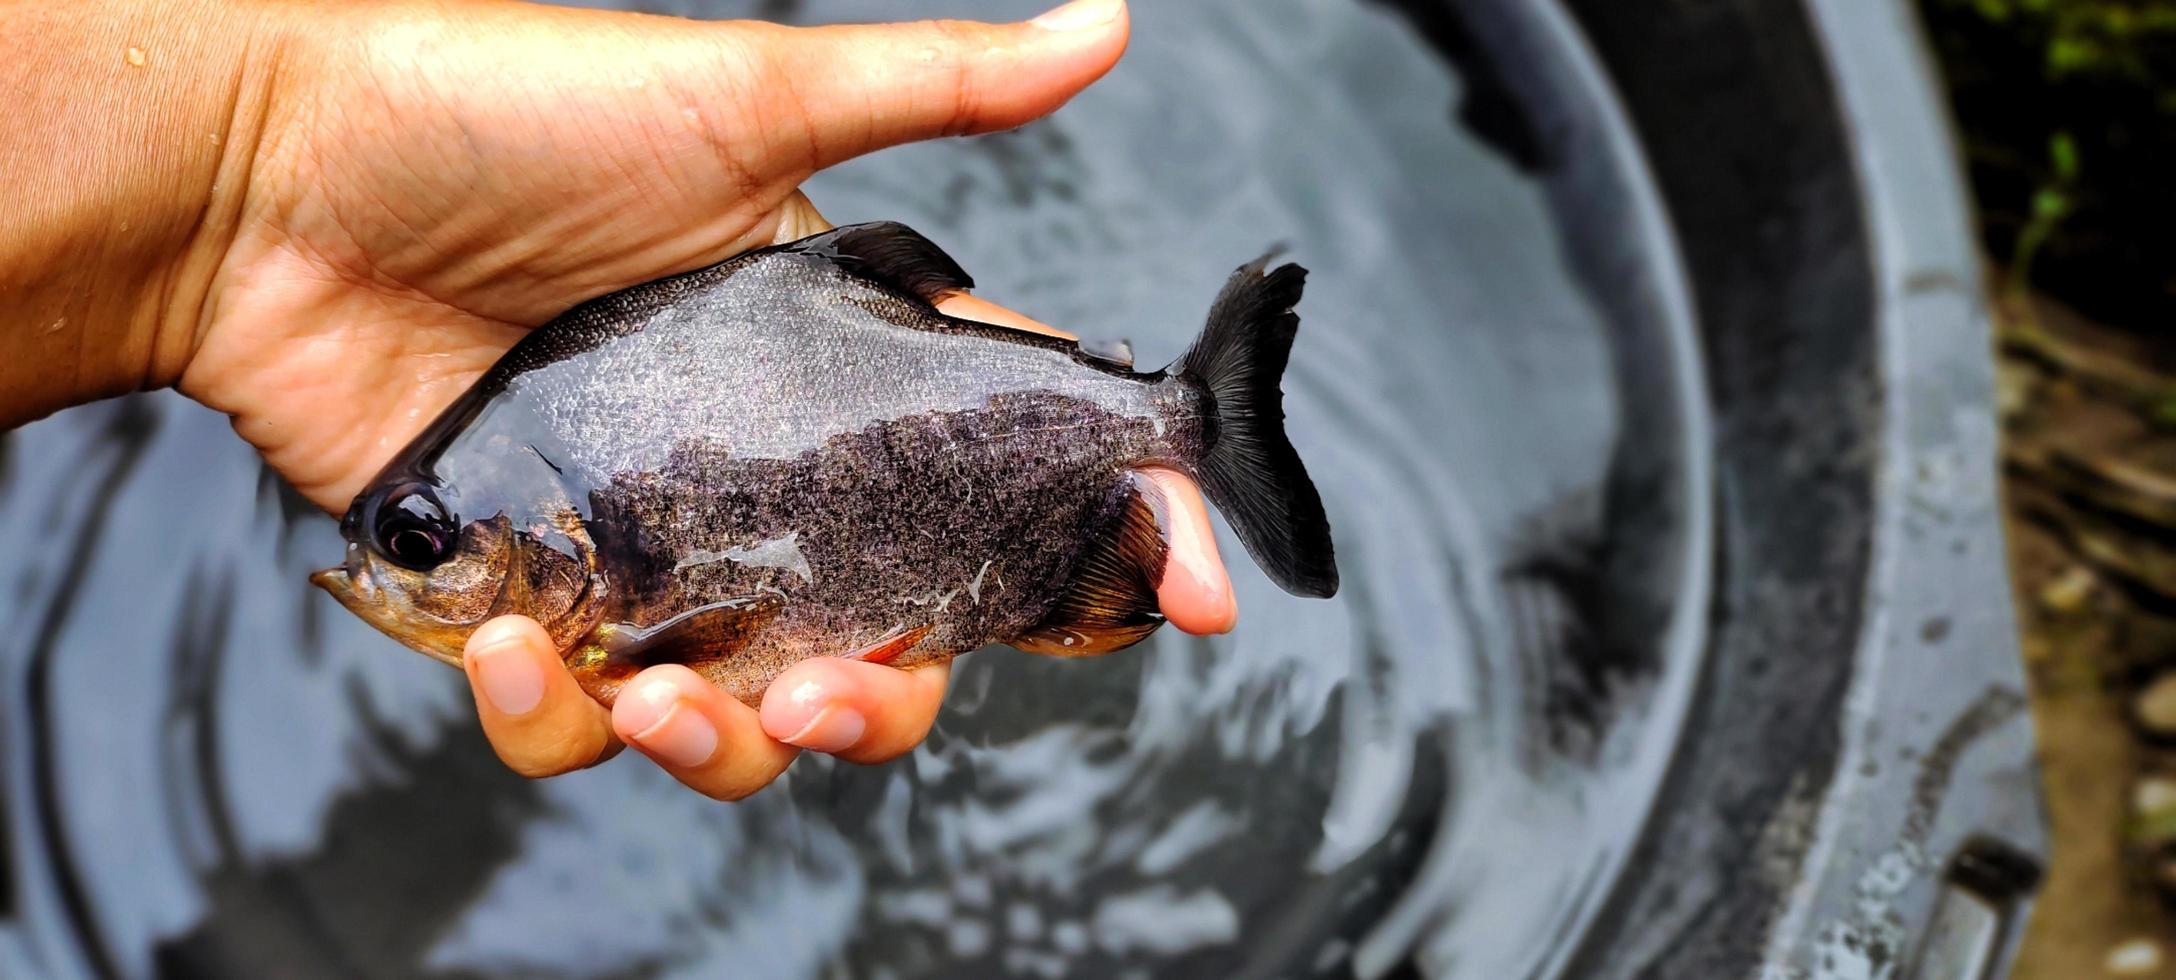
[0,0,1709,976]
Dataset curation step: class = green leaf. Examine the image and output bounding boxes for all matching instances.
[2048,36,2100,75]
[2051,130,2080,179]
[2129,805,2176,844]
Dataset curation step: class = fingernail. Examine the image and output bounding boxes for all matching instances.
[471,638,544,716]
[770,679,868,753]
[1032,0,1122,32]
[625,678,718,768]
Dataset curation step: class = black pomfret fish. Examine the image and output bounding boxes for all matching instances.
[312,222,1336,705]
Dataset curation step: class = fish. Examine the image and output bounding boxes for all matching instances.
[312,222,1337,706]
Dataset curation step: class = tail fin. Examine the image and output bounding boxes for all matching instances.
[1173,253,1338,598]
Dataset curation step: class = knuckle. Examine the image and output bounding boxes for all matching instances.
[944,81,982,138]
[940,62,981,137]
[916,18,985,56]
[715,23,789,84]
[902,20,984,137]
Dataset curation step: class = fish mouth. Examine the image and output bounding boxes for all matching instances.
[308,566,347,595]
[309,553,375,608]
[308,562,467,669]
[310,542,375,602]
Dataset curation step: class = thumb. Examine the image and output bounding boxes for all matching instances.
[735,0,1130,175]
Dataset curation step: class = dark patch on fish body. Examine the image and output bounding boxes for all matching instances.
[586,389,1197,700]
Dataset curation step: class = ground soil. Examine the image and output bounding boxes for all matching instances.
[2000,287,2176,978]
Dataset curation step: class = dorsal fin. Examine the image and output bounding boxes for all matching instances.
[791,221,975,306]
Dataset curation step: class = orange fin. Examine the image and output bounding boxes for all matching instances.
[850,624,933,666]
[1012,482,1168,657]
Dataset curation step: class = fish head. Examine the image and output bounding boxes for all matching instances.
[313,478,600,666]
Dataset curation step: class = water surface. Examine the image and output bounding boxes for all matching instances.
[0,1,1709,976]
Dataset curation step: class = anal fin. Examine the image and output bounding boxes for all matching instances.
[1012,482,1168,657]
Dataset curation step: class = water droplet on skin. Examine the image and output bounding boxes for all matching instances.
[125,46,146,67]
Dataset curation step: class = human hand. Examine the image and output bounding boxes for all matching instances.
[0,0,1240,799]
[177,0,1133,508]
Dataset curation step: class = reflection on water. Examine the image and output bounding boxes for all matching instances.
[0,0,1707,976]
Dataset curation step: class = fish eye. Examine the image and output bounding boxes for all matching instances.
[371,483,457,571]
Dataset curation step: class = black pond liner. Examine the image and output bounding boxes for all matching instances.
[0,1,2040,978]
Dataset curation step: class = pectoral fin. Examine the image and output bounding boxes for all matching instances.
[597,594,785,670]
[1012,484,1168,657]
